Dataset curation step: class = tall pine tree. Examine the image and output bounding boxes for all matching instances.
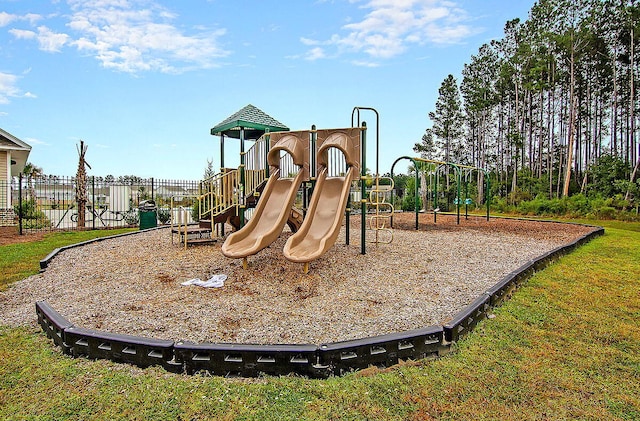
[428,75,464,188]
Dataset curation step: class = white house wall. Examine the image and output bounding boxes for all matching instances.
[0,150,8,208]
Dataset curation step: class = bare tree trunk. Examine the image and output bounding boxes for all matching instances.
[630,27,635,170]
[75,140,90,229]
[564,96,578,197]
[563,40,578,198]
[512,82,520,199]
[420,172,428,211]
[557,90,566,197]
[626,157,640,202]
[612,49,618,155]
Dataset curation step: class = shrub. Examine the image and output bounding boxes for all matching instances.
[596,206,616,220]
[490,196,516,214]
[191,201,200,221]
[123,209,139,225]
[566,194,590,216]
[401,195,423,211]
[157,208,171,224]
[14,199,50,229]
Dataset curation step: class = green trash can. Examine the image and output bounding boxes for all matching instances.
[138,200,157,230]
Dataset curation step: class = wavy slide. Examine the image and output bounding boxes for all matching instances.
[221,132,308,261]
[283,166,354,267]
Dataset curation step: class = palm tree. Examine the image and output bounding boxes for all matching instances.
[21,162,43,201]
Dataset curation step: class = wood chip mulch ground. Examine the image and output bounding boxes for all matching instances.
[0,213,599,345]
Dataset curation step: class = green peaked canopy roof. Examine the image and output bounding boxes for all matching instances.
[210,104,289,139]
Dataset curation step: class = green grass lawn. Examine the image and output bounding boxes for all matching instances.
[1,222,639,420]
[0,229,135,291]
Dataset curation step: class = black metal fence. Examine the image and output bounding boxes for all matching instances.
[1,175,200,234]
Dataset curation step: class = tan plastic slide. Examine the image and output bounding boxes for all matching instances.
[221,132,309,261]
[283,129,360,270]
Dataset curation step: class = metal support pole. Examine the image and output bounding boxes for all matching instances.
[311,125,317,180]
[456,167,461,225]
[345,194,350,246]
[219,133,226,237]
[92,176,96,230]
[486,170,491,221]
[18,173,23,235]
[464,173,469,220]
[264,130,270,176]
[434,170,438,224]
[360,122,367,255]
[220,134,225,170]
[239,128,246,228]
[414,169,419,230]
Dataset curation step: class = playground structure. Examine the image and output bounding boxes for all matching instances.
[172,105,491,270]
[28,106,608,379]
[175,105,395,271]
[391,156,491,230]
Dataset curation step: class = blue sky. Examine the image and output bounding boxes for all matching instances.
[1,0,533,179]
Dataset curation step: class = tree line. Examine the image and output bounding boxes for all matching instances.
[415,0,640,216]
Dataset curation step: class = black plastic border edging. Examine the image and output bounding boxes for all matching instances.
[444,225,605,343]
[35,224,604,378]
[174,342,321,377]
[39,226,165,271]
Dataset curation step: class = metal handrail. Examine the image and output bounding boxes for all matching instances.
[198,135,272,221]
[198,169,240,220]
[244,134,270,197]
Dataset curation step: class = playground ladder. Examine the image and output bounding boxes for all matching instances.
[368,177,394,244]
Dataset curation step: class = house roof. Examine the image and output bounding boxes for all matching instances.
[210,104,289,140]
[0,128,32,176]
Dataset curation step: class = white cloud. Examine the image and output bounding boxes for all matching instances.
[0,12,42,27]
[10,26,69,52]
[25,137,49,146]
[65,0,229,73]
[0,12,17,27]
[0,72,21,104]
[35,26,69,52]
[303,0,476,61]
[351,60,380,67]
[24,13,43,25]
[305,47,327,61]
[0,72,37,104]
[300,37,321,46]
[8,28,37,40]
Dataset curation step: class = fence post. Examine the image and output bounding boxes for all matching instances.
[92,176,96,230]
[18,173,23,235]
[151,178,155,201]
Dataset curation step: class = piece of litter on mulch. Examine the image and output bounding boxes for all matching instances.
[181,278,201,286]
[181,275,227,288]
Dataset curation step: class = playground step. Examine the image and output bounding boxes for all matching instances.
[171,226,211,236]
[183,237,216,245]
[171,225,215,246]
